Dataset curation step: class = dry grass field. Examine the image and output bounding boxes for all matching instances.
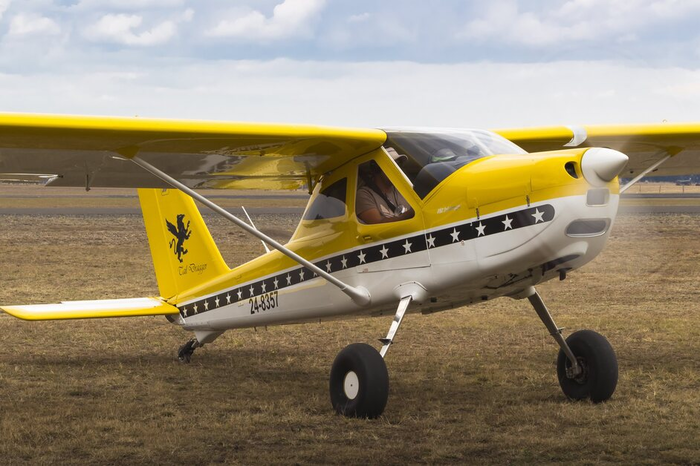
[0,187,699,465]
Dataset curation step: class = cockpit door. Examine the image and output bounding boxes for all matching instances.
[352,149,430,272]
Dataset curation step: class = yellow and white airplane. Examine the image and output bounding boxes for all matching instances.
[1,114,699,418]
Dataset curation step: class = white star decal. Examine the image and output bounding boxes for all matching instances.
[182,307,188,317]
[502,215,513,230]
[475,222,486,237]
[532,208,545,223]
[358,250,366,264]
[261,282,267,293]
[204,300,209,310]
[226,293,231,304]
[237,289,242,300]
[273,277,279,289]
[403,239,412,253]
[379,245,389,259]
[299,269,305,281]
[450,228,461,242]
[215,296,220,307]
[326,261,333,272]
[426,234,436,248]
[249,285,255,296]
[341,256,348,268]
[193,303,198,314]
[286,274,292,285]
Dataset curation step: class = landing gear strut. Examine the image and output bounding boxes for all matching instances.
[329,296,412,418]
[178,338,200,363]
[527,288,618,402]
[177,331,223,363]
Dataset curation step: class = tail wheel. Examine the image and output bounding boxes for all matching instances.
[557,330,618,402]
[330,343,388,418]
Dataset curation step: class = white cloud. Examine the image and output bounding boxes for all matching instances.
[8,14,61,36]
[208,0,326,41]
[0,0,12,20]
[74,0,185,10]
[1,59,697,129]
[180,8,194,22]
[458,0,700,47]
[84,13,181,46]
[323,11,413,50]
[348,13,370,23]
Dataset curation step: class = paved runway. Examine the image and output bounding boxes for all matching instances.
[0,207,306,216]
[1,192,699,215]
[623,193,700,199]
[618,205,700,213]
[2,206,699,215]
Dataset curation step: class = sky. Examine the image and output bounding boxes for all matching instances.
[0,0,699,128]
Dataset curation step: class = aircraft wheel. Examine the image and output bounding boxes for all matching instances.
[557,330,618,403]
[329,343,389,418]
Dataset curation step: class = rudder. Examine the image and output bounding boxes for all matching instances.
[138,188,229,300]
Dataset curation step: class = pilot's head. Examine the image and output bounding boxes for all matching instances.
[431,148,457,163]
[385,147,408,166]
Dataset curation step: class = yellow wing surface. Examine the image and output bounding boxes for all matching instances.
[495,123,700,177]
[1,298,178,321]
[0,113,386,189]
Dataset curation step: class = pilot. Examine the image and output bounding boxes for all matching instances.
[356,150,414,224]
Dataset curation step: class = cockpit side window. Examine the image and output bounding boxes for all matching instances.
[356,160,414,224]
[302,178,347,221]
[384,130,526,198]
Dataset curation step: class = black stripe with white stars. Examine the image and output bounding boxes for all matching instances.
[177,204,555,318]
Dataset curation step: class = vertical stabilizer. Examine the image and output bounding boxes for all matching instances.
[138,188,229,300]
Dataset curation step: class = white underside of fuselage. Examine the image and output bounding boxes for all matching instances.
[177,193,619,332]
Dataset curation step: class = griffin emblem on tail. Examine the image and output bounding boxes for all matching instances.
[166,214,192,263]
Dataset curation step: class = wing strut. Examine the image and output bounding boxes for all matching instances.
[130,156,371,307]
[619,151,675,193]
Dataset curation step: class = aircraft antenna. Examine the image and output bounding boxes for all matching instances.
[241,206,271,253]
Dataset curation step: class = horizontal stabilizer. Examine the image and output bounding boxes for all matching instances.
[1,297,179,321]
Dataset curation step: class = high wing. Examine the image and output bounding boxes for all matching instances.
[495,123,700,177]
[0,113,386,190]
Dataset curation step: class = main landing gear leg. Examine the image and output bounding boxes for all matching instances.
[527,288,618,402]
[329,296,413,418]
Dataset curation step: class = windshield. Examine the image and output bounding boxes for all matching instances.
[384,129,527,198]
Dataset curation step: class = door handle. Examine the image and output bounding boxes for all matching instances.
[357,235,375,243]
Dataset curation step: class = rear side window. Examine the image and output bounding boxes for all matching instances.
[302,178,348,220]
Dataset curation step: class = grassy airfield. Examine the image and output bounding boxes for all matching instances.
[0,186,699,465]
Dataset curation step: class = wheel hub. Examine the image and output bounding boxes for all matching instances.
[343,371,359,400]
[568,356,589,384]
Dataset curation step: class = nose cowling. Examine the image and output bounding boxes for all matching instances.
[580,148,629,186]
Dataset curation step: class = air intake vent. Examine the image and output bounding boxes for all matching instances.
[586,189,609,206]
[565,162,579,179]
[566,219,610,237]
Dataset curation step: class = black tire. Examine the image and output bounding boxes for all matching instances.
[329,343,389,418]
[557,330,618,403]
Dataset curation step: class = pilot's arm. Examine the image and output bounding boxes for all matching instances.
[356,187,413,224]
[358,208,413,224]
[357,206,385,224]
